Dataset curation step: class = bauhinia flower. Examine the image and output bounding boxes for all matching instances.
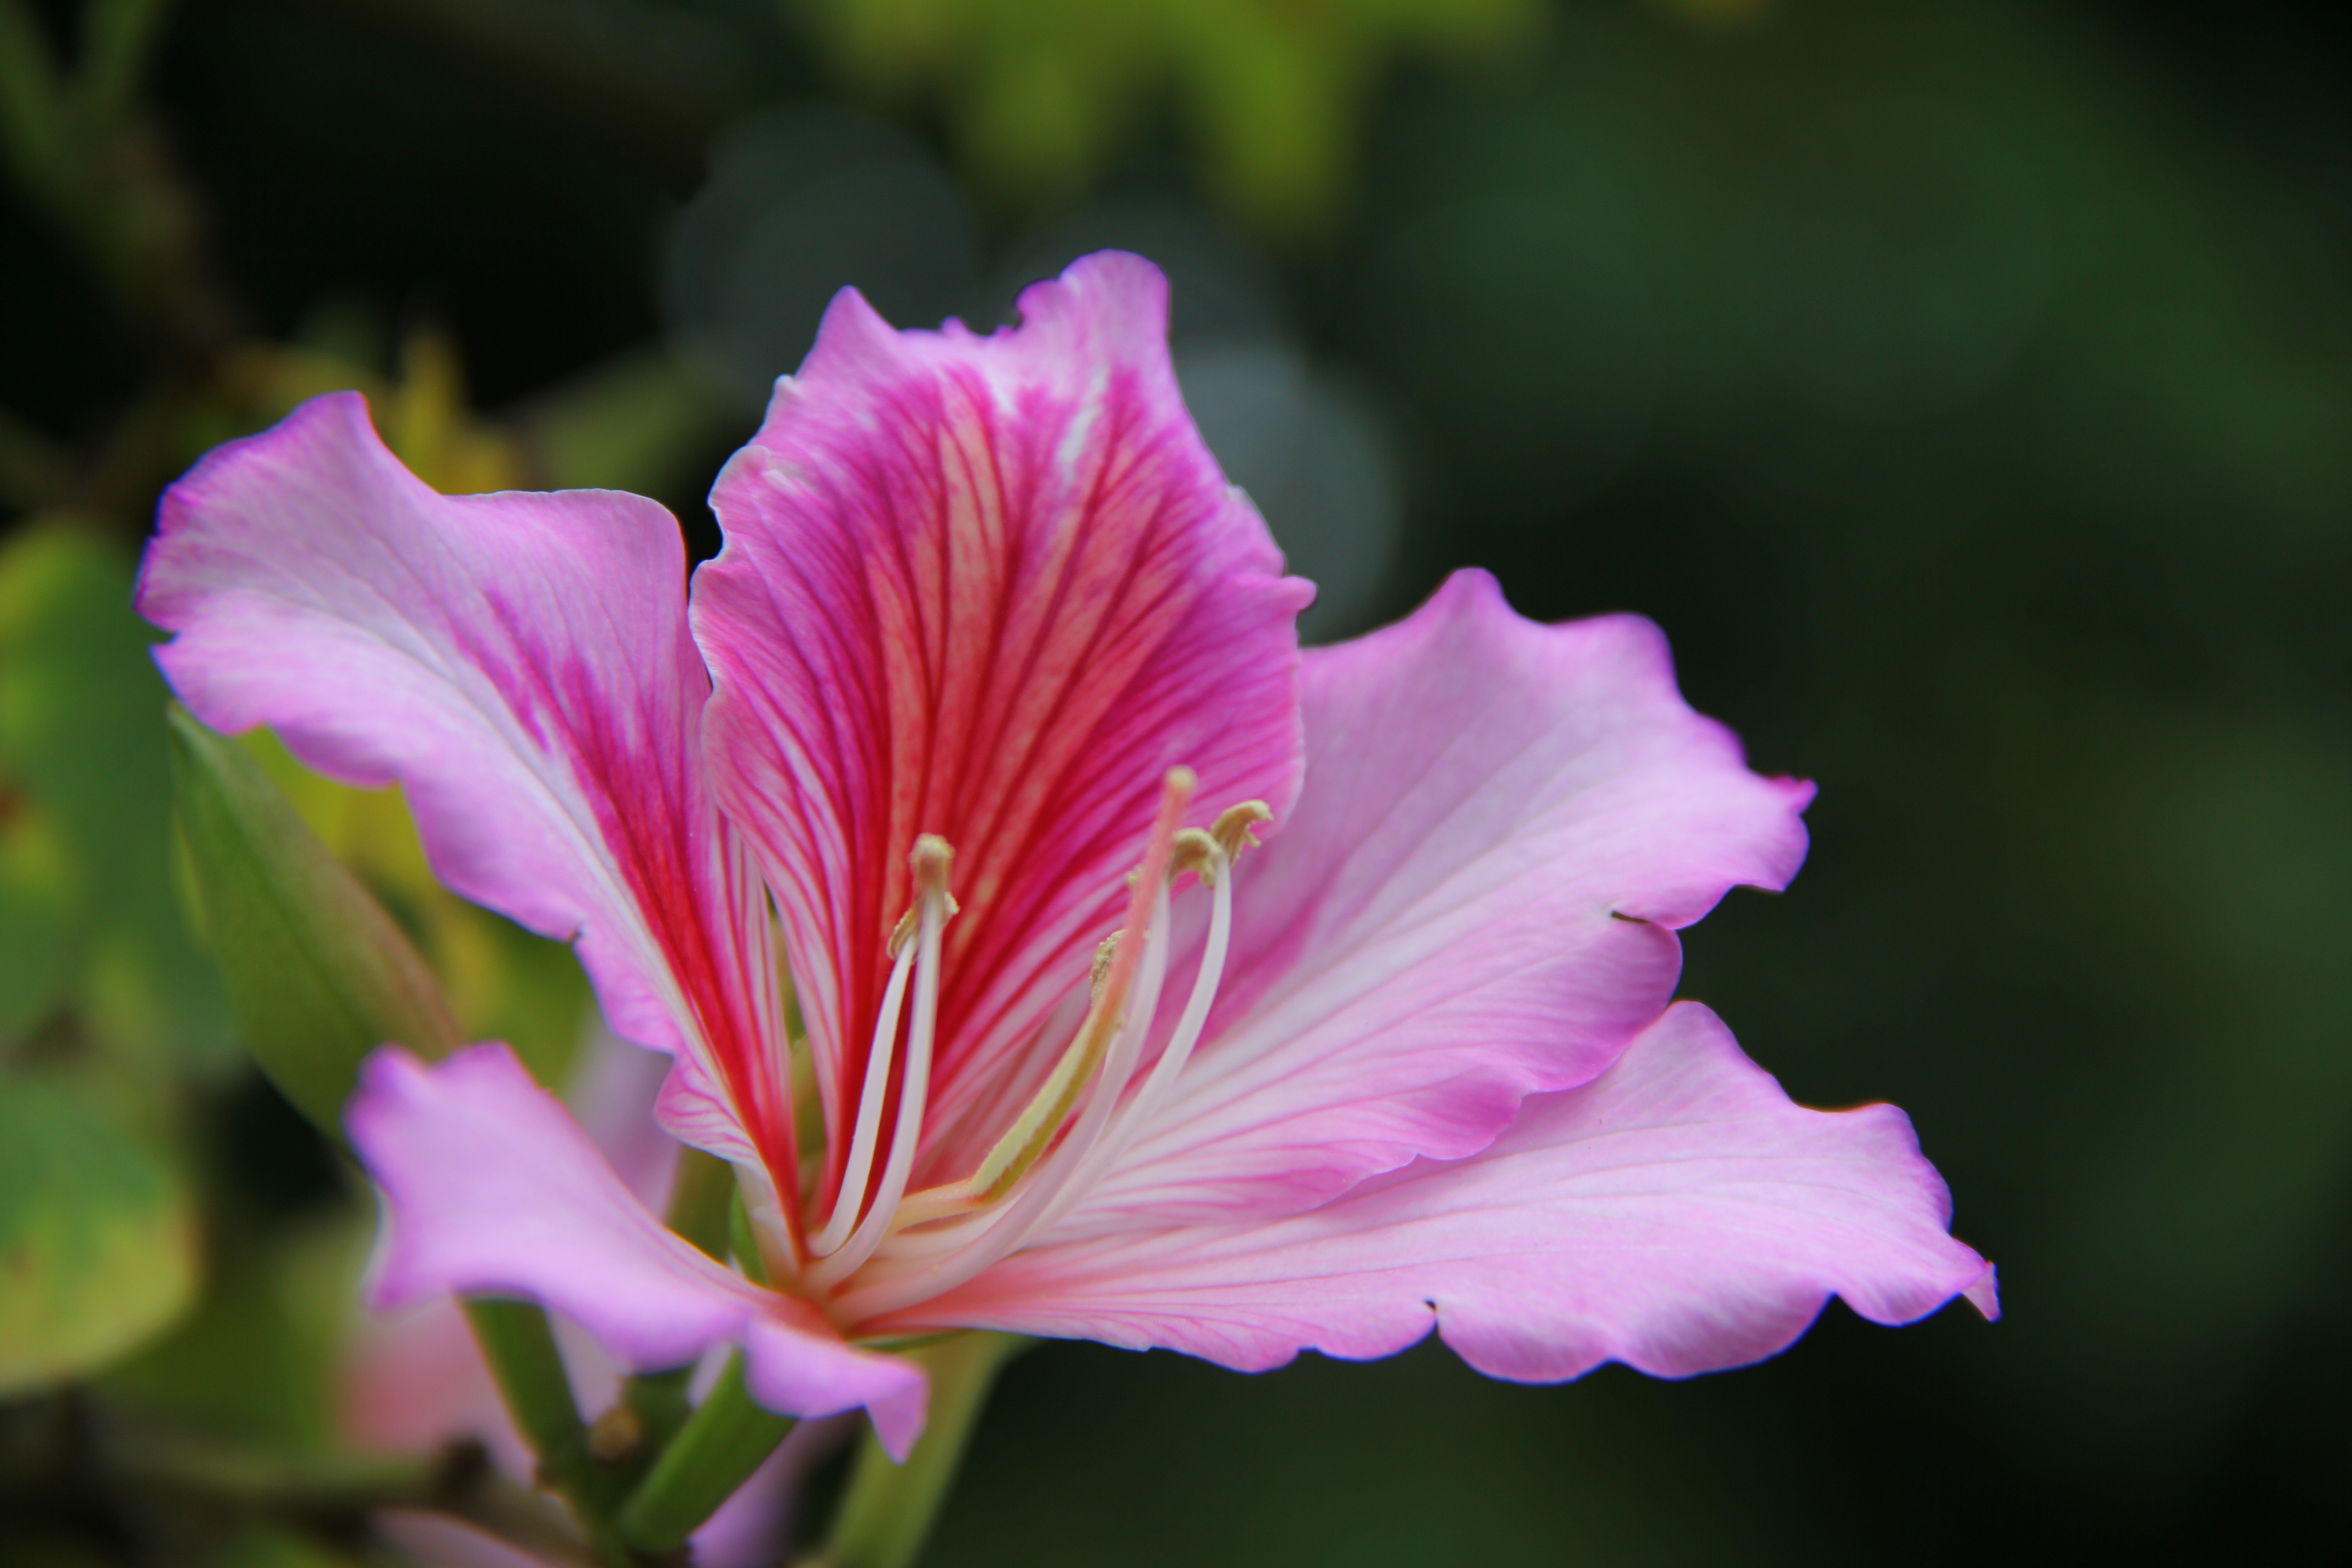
[139,252,1995,1462]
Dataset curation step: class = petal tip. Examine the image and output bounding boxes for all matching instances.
[1962,1262,2001,1322]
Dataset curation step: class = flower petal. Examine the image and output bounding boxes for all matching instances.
[693,251,1309,1192]
[138,394,790,1177]
[348,1043,927,1455]
[898,1003,1994,1378]
[1073,569,1813,1230]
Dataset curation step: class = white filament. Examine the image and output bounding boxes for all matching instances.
[806,940,916,1259]
[809,885,946,1288]
[841,880,1187,1318]
[1050,843,1234,1222]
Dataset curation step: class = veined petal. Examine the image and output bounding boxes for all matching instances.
[694,251,1309,1196]
[893,1004,1995,1377]
[138,394,789,1179]
[348,1044,927,1456]
[1065,570,1812,1231]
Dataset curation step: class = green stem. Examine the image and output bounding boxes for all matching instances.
[607,1147,738,1455]
[464,1297,637,1565]
[463,1297,584,1471]
[808,1333,1028,1568]
[615,1353,795,1553]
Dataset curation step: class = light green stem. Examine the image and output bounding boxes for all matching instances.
[615,1353,796,1553]
[611,1146,739,1453]
[464,1298,636,1566]
[809,1333,1028,1568]
[463,1298,583,1473]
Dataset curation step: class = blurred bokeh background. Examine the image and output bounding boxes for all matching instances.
[6,0,2352,1561]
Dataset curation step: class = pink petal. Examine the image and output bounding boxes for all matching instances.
[138,394,791,1179]
[901,1003,1995,1378]
[692,251,1310,1192]
[348,1043,928,1455]
[1072,569,1813,1229]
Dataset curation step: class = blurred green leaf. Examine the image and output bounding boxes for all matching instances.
[233,726,588,1089]
[518,343,731,495]
[167,706,462,1142]
[805,0,1538,231]
[0,1073,197,1392]
[0,0,66,196]
[0,793,72,1041]
[0,522,232,1070]
[103,1212,367,1451]
[77,0,175,129]
[213,1523,366,1568]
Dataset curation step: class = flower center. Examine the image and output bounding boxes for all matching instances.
[801,769,1268,1318]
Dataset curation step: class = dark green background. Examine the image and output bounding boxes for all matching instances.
[8,0,2351,1559]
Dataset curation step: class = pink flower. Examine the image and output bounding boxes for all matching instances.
[138,253,1994,1461]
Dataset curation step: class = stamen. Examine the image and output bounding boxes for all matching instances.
[805,938,915,1258]
[860,876,1175,1277]
[1170,827,1219,884]
[892,770,1194,1227]
[848,784,1261,1317]
[1210,800,1272,861]
[809,835,955,1287]
[1063,829,1239,1201]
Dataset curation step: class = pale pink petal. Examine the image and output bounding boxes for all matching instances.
[693,251,1310,1195]
[345,1022,674,1474]
[899,1004,1994,1377]
[138,393,791,1179]
[347,1044,927,1455]
[344,1023,837,1564]
[1068,569,1813,1230]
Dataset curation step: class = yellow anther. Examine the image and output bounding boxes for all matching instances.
[911,833,955,896]
[1210,801,1272,861]
[951,771,1192,1209]
[888,836,960,956]
[1171,828,1220,885]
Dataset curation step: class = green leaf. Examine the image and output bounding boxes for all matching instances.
[0,1073,197,1392]
[0,522,233,1070]
[0,0,66,197]
[76,0,176,130]
[167,705,461,1142]
[101,1212,368,1451]
[0,791,73,1040]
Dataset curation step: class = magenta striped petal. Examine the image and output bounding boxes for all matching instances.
[692,252,1310,1201]
[139,394,793,1182]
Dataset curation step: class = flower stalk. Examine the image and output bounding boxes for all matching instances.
[615,1353,796,1553]
[808,1333,1028,1568]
